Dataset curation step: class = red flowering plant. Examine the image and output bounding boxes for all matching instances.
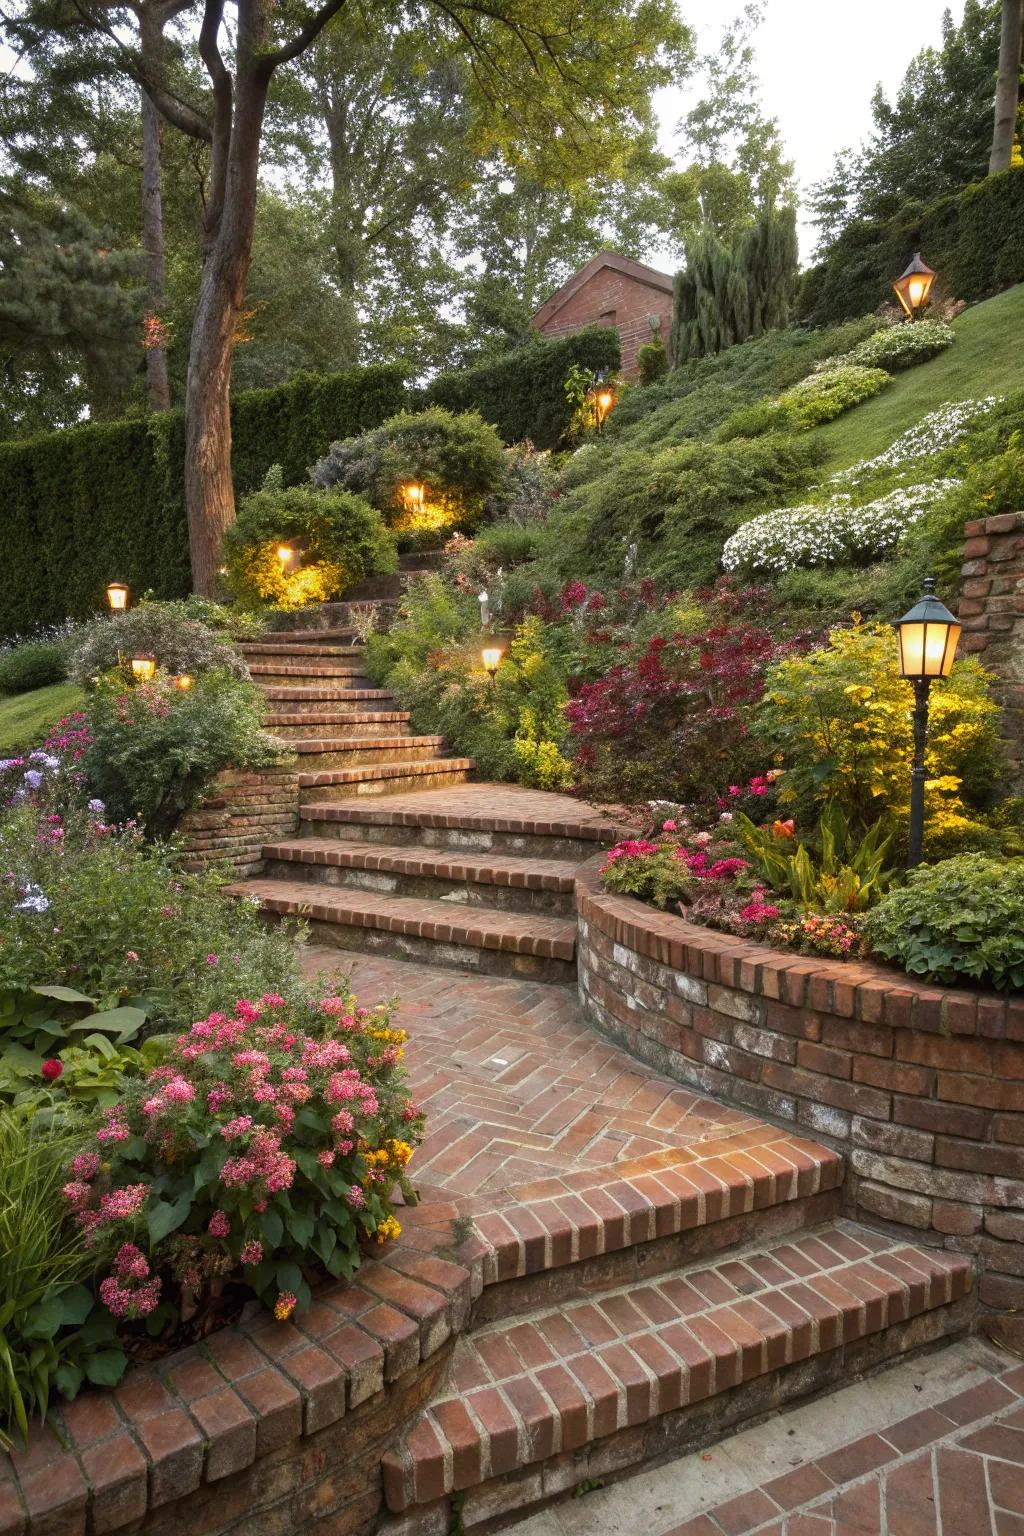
[566,584,795,809]
[62,986,424,1325]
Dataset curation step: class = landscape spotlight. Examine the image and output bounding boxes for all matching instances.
[174,674,194,691]
[894,577,961,867]
[105,582,129,612]
[130,654,157,683]
[481,646,503,683]
[892,252,936,321]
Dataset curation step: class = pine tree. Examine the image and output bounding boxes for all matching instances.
[670,205,797,364]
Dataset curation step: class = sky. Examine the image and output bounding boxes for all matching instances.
[651,0,969,259]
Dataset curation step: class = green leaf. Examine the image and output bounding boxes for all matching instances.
[54,1363,84,1400]
[147,1192,192,1245]
[31,984,95,1004]
[275,1260,303,1296]
[70,1006,147,1043]
[259,1208,284,1250]
[84,1349,129,1387]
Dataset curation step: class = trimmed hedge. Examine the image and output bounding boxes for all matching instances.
[798,167,1024,324]
[799,167,1024,326]
[0,365,407,636]
[425,327,621,449]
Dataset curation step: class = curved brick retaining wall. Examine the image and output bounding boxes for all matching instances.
[576,862,1024,1314]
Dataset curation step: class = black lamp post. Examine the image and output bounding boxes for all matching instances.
[894,578,962,867]
[892,252,936,322]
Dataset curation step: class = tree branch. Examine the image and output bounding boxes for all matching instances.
[260,0,349,75]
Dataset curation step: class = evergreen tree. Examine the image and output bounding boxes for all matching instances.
[670,205,796,364]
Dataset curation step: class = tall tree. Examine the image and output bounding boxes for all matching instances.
[990,0,1024,171]
[4,0,686,593]
[0,191,142,436]
[809,1,1008,250]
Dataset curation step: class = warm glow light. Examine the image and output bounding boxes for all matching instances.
[400,482,427,513]
[277,545,294,566]
[895,580,961,680]
[105,582,129,612]
[481,646,503,679]
[130,654,157,683]
[174,674,194,691]
[597,390,613,413]
[892,252,936,320]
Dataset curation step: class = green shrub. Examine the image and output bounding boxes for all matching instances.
[424,327,620,449]
[799,166,1024,326]
[759,621,1003,833]
[776,365,891,428]
[0,365,407,637]
[68,601,248,687]
[637,334,669,385]
[223,471,397,609]
[311,408,508,543]
[536,433,823,592]
[846,319,955,372]
[0,803,301,1030]
[0,1109,126,1445]
[83,668,283,836]
[864,854,1024,989]
[0,642,67,695]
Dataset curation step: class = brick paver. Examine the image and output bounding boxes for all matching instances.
[656,1360,1024,1535]
[303,950,762,1196]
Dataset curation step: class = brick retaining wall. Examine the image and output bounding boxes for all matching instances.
[576,863,1024,1314]
[958,509,1024,785]
[177,763,300,877]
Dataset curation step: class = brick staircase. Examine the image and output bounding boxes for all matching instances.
[223,602,979,1536]
[376,1132,973,1533]
[229,606,626,981]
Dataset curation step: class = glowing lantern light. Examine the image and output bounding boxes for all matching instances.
[105,582,129,612]
[130,654,157,683]
[481,646,503,682]
[892,252,936,321]
[894,577,961,867]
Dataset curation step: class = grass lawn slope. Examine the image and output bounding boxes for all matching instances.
[814,284,1024,473]
[0,683,85,754]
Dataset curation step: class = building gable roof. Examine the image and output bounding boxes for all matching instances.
[531,248,675,330]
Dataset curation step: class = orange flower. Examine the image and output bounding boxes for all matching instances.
[772,819,796,839]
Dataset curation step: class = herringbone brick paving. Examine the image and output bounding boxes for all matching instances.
[302,950,767,1198]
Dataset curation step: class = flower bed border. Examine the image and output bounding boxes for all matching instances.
[575,859,1024,1314]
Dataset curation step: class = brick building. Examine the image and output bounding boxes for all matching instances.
[530,248,675,376]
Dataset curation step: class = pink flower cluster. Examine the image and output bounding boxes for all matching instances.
[675,847,747,882]
[600,839,659,872]
[99,1244,162,1319]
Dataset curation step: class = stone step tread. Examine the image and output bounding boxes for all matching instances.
[291,736,445,755]
[249,661,369,676]
[381,1224,973,1511]
[297,758,474,788]
[263,687,396,702]
[299,787,627,843]
[240,643,366,658]
[226,879,578,960]
[265,711,412,727]
[263,626,359,641]
[260,837,584,891]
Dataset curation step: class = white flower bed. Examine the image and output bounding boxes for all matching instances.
[722,479,960,575]
[830,397,999,485]
[846,319,956,372]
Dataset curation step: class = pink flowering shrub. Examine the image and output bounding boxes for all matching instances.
[64,987,423,1320]
[601,823,751,912]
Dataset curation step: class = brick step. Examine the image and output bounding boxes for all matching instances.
[262,687,397,712]
[239,642,366,659]
[266,711,414,740]
[298,758,475,801]
[380,1223,974,1527]
[259,837,581,916]
[263,626,359,643]
[226,878,578,982]
[300,786,628,860]
[291,736,448,770]
[249,661,371,681]
[265,600,399,631]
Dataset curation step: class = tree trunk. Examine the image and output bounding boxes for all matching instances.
[141,88,171,411]
[990,0,1024,173]
[183,0,270,595]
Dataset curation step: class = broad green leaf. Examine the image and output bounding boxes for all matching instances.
[146,1192,192,1245]
[31,984,95,1004]
[84,1349,128,1387]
